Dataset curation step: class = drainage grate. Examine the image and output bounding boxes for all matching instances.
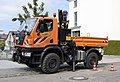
[69,76,88,81]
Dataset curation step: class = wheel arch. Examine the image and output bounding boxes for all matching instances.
[86,48,100,57]
[85,48,103,61]
[41,45,64,64]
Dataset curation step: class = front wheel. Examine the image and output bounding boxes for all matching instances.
[84,52,98,69]
[41,53,60,74]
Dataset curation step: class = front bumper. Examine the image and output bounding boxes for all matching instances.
[21,51,42,64]
[14,48,43,65]
[13,46,44,64]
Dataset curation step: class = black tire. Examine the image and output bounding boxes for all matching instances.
[41,53,60,74]
[26,64,40,68]
[84,52,98,69]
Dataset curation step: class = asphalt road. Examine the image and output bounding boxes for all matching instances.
[0,55,120,82]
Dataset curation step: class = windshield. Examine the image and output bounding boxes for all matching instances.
[18,18,38,33]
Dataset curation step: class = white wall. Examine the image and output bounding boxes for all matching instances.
[69,0,120,40]
[69,0,81,28]
[5,32,14,47]
[69,1,74,28]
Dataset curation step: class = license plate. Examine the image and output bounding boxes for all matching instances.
[22,52,31,57]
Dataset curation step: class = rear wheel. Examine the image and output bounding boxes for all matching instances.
[84,52,98,69]
[41,53,60,74]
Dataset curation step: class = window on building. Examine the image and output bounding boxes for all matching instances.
[74,12,77,26]
[73,31,80,36]
[74,0,77,8]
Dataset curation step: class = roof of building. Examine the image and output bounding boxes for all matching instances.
[8,31,17,35]
[5,31,17,40]
[0,34,7,40]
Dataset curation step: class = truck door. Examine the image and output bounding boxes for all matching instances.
[33,19,56,47]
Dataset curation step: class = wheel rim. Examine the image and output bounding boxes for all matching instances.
[49,59,57,69]
[90,56,96,65]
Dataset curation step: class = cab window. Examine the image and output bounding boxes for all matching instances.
[36,19,53,33]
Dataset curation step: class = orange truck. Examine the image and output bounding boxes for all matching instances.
[12,10,108,73]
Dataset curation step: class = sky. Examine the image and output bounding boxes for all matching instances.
[0,0,69,33]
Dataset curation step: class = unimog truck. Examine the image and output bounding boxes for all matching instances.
[12,10,108,73]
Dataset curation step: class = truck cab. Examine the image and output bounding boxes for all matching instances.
[16,17,58,48]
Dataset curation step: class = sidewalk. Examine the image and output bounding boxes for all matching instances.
[99,55,120,63]
[0,60,27,69]
[0,52,12,60]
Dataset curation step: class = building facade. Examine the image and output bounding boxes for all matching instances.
[5,31,16,50]
[68,0,120,40]
[68,0,81,36]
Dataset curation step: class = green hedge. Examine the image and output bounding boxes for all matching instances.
[104,40,120,55]
[0,41,5,47]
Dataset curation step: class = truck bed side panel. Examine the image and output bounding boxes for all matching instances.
[72,36,108,47]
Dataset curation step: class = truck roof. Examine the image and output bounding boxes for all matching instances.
[34,16,57,20]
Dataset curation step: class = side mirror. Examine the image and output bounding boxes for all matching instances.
[12,18,17,21]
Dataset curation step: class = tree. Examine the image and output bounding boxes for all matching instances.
[12,0,48,24]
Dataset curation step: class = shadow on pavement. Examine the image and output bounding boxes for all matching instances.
[9,63,109,74]
[0,63,110,78]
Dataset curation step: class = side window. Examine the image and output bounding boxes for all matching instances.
[74,0,77,8]
[44,20,53,32]
[36,19,53,33]
[73,31,80,36]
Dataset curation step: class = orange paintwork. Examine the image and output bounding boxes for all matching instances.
[72,36,108,47]
[22,17,58,48]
